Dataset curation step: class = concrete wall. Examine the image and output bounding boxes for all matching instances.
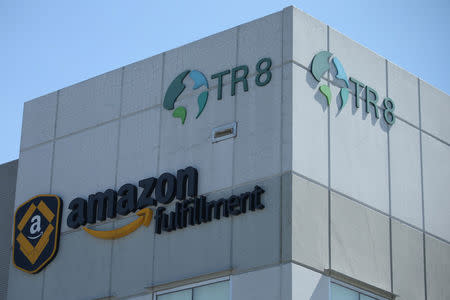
[0,160,17,300]
[286,6,450,300]
[7,5,450,300]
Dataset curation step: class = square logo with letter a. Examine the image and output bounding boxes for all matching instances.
[13,195,62,274]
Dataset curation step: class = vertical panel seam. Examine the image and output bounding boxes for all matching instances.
[327,25,332,271]
[157,54,165,192]
[153,52,166,288]
[109,66,125,298]
[40,269,46,300]
[49,90,60,194]
[230,25,239,273]
[418,78,428,300]
[279,9,285,270]
[43,88,60,300]
[114,67,125,189]
[386,59,394,294]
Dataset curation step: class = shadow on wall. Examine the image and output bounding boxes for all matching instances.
[310,275,329,300]
[305,62,328,113]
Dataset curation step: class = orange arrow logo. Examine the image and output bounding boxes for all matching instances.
[82,208,153,240]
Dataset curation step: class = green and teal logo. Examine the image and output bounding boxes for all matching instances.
[163,70,209,124]
[311,51,349,111]
[310,51,396,126]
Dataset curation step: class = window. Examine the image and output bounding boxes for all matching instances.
[155,278,229,300]
[331,282,388,300]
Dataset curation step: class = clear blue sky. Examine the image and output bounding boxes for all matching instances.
[1,0,449,164]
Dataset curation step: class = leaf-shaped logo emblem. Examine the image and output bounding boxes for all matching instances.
[310,51,350,111]
[163,70,209,125]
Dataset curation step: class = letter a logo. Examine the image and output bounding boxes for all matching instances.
[12,195,62,274]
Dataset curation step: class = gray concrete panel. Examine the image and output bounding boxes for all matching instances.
[232,176,280,272]
[331,192,391,291]
[420,80,450,143]
[391,220,425,300]
[158,86,235,196]
[329,28,386,99]
[292,263,329,300]
[292,174,329,271]
[116,108,160,188]
[153,189,232,285]
[7,262,43,300]
[20,92,57,150]
[42,223,113,300]
[15,143,53,210]
[233,69,282,185]
[127,294,153,300]
[121,54,163,116]
[422,134,450,241]
[390,120,422,228]
[231,265,282,300]
[280,263,292,300]
[281,7,293,66]
[237,11,282,67]
[0,160,17,242]
[281,173,292,262]
[0,161,17,300]
[52,122,119,232]
[162,27,237,94]
[292,65,328,185]
[330,84,389,213]
[0,249,9,300]
[281,62,293,174]
[292,7,327,68]
[387,62,419,127]
[425,235,450,300]
[111,217,154,298]
[56,68,122,137]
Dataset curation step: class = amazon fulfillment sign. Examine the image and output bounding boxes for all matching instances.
[66,166,264,236]
[12,167,265,274]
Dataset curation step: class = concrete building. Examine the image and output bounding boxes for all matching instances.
[0,161,17,300]
[4,5,450,300]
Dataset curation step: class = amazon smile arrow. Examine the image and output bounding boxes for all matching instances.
[82,208,153,240]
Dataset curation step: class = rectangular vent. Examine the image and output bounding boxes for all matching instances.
[211,122,237,143]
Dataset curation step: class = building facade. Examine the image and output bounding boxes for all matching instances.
[5,6,450,300]
[0,161,17,300]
